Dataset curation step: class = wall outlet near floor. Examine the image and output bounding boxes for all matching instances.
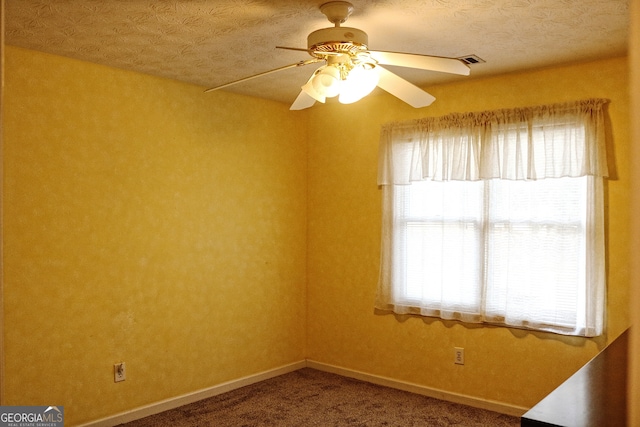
[114,362,126,382]
[454,347,465,365]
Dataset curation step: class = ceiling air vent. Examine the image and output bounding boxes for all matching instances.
[458,54,485,65]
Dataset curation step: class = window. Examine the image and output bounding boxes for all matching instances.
[376,100,608,337]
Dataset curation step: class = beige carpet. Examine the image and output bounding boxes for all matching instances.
[118,368,520,426]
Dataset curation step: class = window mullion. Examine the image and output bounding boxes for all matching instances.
[480,179,490,319]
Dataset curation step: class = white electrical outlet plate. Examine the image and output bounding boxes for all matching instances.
[114,362,126,382]
[454,347,465,365]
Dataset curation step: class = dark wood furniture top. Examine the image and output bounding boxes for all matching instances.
[521,328,628,427]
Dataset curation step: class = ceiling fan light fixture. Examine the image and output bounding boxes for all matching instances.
[301,79,326,103]
[338,63,379,104]
[311,64,342,98]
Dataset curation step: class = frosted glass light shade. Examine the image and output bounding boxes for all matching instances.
[311,65,341,98]
[301,79,326,103]
[339,65,379,104]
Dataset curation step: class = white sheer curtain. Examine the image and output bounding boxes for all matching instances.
[376,99,609,337]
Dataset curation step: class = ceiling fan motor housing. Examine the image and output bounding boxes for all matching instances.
[308,27,369,56]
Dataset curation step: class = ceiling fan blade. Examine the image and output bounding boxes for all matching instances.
[376,66,436,108]
[276,46,309,53]
[290,90,317,110]
[370,50,470,76]
[204,58,321,93]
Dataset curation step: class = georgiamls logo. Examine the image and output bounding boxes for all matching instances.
[0,405,64,426]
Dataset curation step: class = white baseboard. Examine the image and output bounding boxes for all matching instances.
[79,359,526,426]
[306,360,528,417]
[78,360,307,427]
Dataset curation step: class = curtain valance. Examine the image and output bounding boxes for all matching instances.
[378,99,609,184]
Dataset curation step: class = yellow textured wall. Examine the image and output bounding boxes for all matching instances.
[306,56,630,410]
[2,46,307,425]
[629,0,640,423]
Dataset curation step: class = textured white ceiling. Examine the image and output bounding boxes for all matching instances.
[5,0,629,106]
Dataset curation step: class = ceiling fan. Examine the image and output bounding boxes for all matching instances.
[204,1,470,110]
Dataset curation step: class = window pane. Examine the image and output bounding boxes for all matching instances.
[398,181,484,312]
[484,177,587,329]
